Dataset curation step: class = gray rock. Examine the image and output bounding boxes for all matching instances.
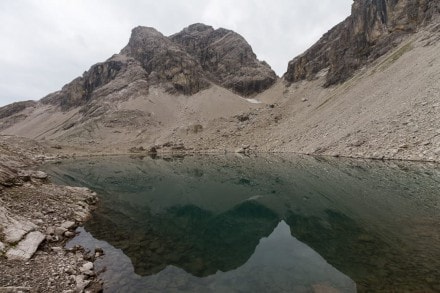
[55,227,68,236]
[74,275,90,292]
[0,207,37,244]
[17,170,48,180]
[31,171,48,180]
[64,231,76,237]
[171,23,277,96]
[81,262,94,272]
[0,163,18,187]
[6,231,45,261]
[0,241,5,253]
[121,26,210,96]
[0,100,37,120]
[51,246,63,253]
[73,210,88,222]
[235,147,246,154]
[284,0,440,86]
[46,226,55,235]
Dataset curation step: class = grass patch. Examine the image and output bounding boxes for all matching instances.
[372,41,414,74]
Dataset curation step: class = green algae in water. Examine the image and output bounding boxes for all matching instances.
[44,154,440,292]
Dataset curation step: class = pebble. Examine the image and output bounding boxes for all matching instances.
[31,171,48,180]
[33,219,44,225]
[61,221,76,230]
[81,262,94,272]
[52,246,63,253]
[64,231,76,237]
[55,227,68,236]
[65,267,76,275]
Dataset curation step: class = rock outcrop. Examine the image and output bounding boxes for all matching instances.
[0,101,37,120]
[171,23,277,96]
[0,101,37,131]
[41,54,148,111]
[120,26,210,96]
[284,0,440,86]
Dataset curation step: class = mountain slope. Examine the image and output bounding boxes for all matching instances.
[0,24,277,152]
[0,0,439,162]
[164,0,440,162]
[284,0,440,86]
[192,27,440,161]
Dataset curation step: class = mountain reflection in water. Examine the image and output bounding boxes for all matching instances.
[45,154,440,292]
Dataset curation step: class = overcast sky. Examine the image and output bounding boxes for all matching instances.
[0,0,352,107]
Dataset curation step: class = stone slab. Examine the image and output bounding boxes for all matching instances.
[6,231,45,261]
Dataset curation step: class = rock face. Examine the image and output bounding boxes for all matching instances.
[284,0,440,86]
[171,23,277,96]
[41,54,148,111]
[0,101,37,120]
[120,26,210,96]
[0,101,37,131]
[37,24,276,112]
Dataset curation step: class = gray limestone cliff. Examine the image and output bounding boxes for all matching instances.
[284,0,440,86]
[171,23,277,96]
[120,26,210,96]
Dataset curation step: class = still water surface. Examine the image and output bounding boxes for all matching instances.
[44,154,440,292]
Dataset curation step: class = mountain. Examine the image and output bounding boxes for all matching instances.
[285,0,440,86]
[0,0,439,161]
[40,24,276,112]
[0,24,277,153]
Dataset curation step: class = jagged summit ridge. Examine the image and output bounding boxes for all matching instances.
[171,23,277,96]
[284,0,440,86]
[120,26,210,95]
[40,23,276,111]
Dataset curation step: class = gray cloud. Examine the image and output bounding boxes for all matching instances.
[0,0,352,107]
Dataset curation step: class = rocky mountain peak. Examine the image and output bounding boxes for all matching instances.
[121,25,209,95]
[123,22,277,96]
[171,24,277,96]
[38,23,276,111]
[284,0,440,86]
[183,23,215,33]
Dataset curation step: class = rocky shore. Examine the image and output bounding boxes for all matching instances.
[0,135,102,293]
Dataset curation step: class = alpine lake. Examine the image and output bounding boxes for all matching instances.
[43,154,440,293]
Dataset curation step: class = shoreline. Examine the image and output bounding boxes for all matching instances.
[45,143,440,165]
[1,134,439,292]
[0,136,102,293]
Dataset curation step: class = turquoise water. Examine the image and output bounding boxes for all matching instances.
[44,154,440,292]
